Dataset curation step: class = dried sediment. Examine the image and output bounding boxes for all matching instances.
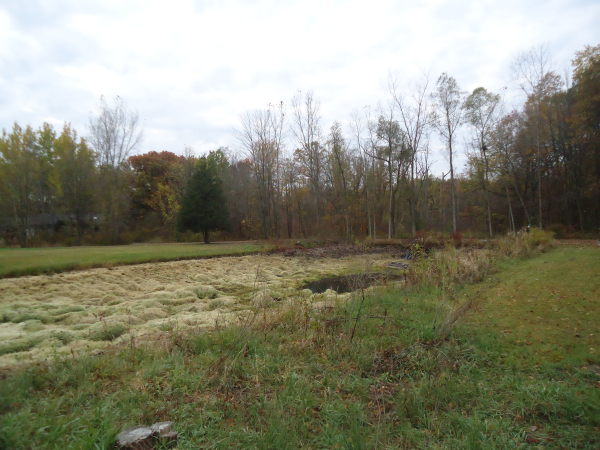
[281,244,411,259]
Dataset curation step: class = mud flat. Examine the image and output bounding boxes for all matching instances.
[0,253,404,367]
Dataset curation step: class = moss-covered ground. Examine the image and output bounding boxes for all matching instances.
[0,245,598,449]
[0,253,393,367]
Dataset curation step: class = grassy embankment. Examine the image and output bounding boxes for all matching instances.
[0,242,265,278]
[0,238,599,448]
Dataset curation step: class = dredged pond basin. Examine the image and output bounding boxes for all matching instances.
[0,253,406,367]
[301,272,405,294]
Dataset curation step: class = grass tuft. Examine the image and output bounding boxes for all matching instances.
[87,321,128,341]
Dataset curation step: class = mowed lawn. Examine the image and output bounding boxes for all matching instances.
[0,242,264,277]
[467,244,600,370]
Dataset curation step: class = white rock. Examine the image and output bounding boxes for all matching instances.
[115,426,155,448]
[151,421,174,436]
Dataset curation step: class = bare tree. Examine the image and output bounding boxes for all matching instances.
[464,87,502,237]
[489,111,531,229]
[416,140,433,229]
[362,102,408,239]
[363,106,384,239]
[233,103,286,238]
[328,121,352,236]
[431,73,466,233]
[388,73,434,237]
[511,43,554,228]
[88,96,143,169]
[350,108,374,238]
[291,91,323,234]
[88,96,143,242]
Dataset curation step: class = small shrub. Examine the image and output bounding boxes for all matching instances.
[115,232,134,245]
[548,223,568,239]
[450,230,463,244]
[87,232,113,246]
[62,237,79,247]
[131,227,155,243]
[527,227,554,246]
[410,243,427,258]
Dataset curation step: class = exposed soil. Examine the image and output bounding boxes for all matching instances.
[279,244,413,259]
[555,239,599,247]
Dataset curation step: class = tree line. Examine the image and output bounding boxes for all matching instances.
[1,44,598,247]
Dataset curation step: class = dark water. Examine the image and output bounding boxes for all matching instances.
[301,273,404,294]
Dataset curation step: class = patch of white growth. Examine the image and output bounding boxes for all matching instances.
[0,254,393,366]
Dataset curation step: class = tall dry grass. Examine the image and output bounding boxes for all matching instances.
[406,229,555,288]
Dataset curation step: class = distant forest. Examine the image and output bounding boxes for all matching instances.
[1,44,599,247]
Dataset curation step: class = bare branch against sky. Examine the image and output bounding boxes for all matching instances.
[0,0,599,175]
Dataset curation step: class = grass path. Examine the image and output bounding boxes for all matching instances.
[467,245,600,371]
[0,245,598,449]
[0,242,264,278]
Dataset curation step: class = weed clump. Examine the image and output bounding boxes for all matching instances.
[10,313,53,324]
[186,284,219,299]
[0,337,39,356]
[497,228,554,257]
[407,246,494,287]
[153,290,196,306]
[87,321,127,341]
[0,330,78,356]
[136,307,168,321]
[51,305,85,315]
[22,320,45,332]
[407,230,555,288]
[205,299,224,311]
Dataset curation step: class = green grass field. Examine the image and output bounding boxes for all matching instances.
[0,244,598,449]
[0,242,264,278]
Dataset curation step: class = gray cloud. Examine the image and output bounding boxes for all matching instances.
[1,0,598,174]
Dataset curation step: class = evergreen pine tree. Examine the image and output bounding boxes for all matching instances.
[178,156,229,243]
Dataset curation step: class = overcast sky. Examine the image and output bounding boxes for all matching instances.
[1,0,599,175]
